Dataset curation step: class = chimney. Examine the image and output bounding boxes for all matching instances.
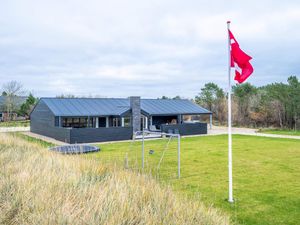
[130,96,141,134]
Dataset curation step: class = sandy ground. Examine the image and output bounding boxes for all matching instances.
[208,126,257,135]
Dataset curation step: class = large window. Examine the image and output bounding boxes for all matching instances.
[183,115,200,123]
[62,117,88,128]
[112,117,121,127]
[98,117,106,127]
[89,117,96,128]
[124,117,131,127]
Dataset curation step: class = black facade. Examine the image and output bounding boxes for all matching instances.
[30,100,133,143]
[161,123,207,136]
[30,100,71,142]
[69,127,132,143]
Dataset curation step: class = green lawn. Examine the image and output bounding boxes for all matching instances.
[258,128,300,136]
[0,120,30,127]
[87,135,300,225]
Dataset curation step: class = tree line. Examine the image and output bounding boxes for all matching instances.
[195,76,300,130]
[1,77,299,129]
[1,81,38,120]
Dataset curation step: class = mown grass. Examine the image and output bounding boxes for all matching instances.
[0,133,228,225]
[85,135,300,225]
[258,128,300,136]
[0,120,30,127]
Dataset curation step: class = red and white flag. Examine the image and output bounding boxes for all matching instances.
[229,30,254,83]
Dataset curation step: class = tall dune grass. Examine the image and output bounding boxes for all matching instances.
[0,133,228,225]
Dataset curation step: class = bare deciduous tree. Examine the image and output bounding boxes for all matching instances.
[1,81,24,121]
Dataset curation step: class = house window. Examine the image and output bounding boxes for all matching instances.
[124,117,131,127]
[79,118,88,128]
[62,117,88,128]
[88,117,95,128]
[112,117,121,127]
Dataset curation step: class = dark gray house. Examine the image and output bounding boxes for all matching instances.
[30,96,212,143]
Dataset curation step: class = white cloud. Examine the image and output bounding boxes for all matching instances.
[0,0,300,98]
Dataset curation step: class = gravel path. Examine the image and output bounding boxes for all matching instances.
[208,126,300,140]
[21,131,67,145]
[0,127,30,133]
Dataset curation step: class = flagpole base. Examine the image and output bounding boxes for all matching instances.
[228,199,234,203]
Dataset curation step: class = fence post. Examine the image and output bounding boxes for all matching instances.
[142,130,145,169]
[177,134,181,179]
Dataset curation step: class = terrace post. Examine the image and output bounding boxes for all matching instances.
[178,114,182,124]
[145,116,148,129]
[96,117,99,128]
[106,117,109,128]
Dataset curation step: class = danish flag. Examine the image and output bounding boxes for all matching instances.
[229,30,254,83]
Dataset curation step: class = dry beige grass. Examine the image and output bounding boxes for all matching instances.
[0,133,229,225]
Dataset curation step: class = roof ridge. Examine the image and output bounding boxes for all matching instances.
[40,97,190,101]
[41,97,128,100]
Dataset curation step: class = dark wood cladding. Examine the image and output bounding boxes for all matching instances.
[70,127,133,143]
[31,100,133,143]
[160,123,207,136]
[30,100,71,142]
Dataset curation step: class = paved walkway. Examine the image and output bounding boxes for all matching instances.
[208,126,300,140]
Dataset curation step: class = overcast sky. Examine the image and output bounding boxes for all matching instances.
[0,0,300,98]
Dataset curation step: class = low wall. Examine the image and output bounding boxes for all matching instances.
[160,123,207,136]
[31,125,71,143]
[70,127,133,143]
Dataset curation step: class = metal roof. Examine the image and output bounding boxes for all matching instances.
[41,98,130,116]
[40,98,211,116]
[141,99,211,115]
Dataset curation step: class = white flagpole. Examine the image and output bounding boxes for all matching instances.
[227,21,234,203]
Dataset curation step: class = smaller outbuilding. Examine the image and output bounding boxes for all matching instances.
[30,96,212,143]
